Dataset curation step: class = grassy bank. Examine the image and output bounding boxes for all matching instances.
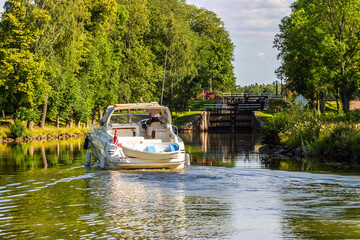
[261,101,360,161]
[172,99,217,127]
[0,119,88,139]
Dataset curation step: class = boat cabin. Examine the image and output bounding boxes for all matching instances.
[99,103,177,143]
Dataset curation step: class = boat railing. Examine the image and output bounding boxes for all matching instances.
[172,125,179,136]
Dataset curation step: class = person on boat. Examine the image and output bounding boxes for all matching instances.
[147,113,161,125]
[147,109,163,124]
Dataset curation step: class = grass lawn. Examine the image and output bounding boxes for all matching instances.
[188,99,217,111]
[258,112,275,123]
[172,111,200,126]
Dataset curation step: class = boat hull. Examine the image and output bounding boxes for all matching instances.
[89,137,185,170]
[107,161,184,170]
[121,145,179,160]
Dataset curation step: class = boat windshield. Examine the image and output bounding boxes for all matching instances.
[109,114,148,124]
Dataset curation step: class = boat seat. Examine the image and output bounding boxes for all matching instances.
[118,137,144,145]
[169,143,178,152]
[146,146,156,152]
[147,122,165,137]
[109,124,140,137]
[150,122,162,127]
[154,129,170,142]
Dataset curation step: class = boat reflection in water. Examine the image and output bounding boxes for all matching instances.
[83,170,234,238]
[180,130,262,167]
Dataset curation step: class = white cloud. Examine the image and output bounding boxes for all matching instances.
[187,0,291,45]
[0,0,5,14]
[256,52,267,61]
[0,0,5,11]
[187,0,294,85]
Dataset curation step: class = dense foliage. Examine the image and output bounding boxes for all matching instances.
[274,0,360,114]
[0,0,235,128]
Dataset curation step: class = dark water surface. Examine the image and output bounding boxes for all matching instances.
[1,133,360,239]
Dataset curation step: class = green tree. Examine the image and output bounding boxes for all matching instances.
[146,0,197,110]
[0,0,50,129]
[188,6,236,94]
[0,0,237,127]
[274,0,360,114]
[80,0,124,123]
[117,0,161,104]
[35,0,91,127]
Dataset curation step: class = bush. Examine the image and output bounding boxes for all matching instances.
[318,124,360,156]
[262,102,315,145]
[262,102,360,160]
[10,119,26,138]
[280,119,321,147]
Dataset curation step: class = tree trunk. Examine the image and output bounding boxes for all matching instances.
[2,110,4,118]
[319,91,325,114]
[336,99,341,114]
[312,100,317,113]
[69,110,73,128]
[342,82,350,114]
[317,92,320,113]
[40,99,48,129]
[341,63,350,114]
[56,114,60,128]
[76,119,81,128]
[27,121,33,130]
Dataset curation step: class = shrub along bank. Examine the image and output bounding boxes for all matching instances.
[260,103,360,162]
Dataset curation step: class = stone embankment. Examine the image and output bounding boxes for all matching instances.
[0,132,87,144]
[178,112,208,131]
[259,145,304,159]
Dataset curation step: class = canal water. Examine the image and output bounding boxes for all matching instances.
[1,132,360,239]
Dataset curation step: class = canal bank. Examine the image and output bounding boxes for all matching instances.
[0,132,87,143]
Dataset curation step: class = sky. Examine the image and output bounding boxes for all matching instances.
[187,0,295,86]
[0,0,295,86]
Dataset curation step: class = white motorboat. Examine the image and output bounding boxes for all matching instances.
[84,102,189,169]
